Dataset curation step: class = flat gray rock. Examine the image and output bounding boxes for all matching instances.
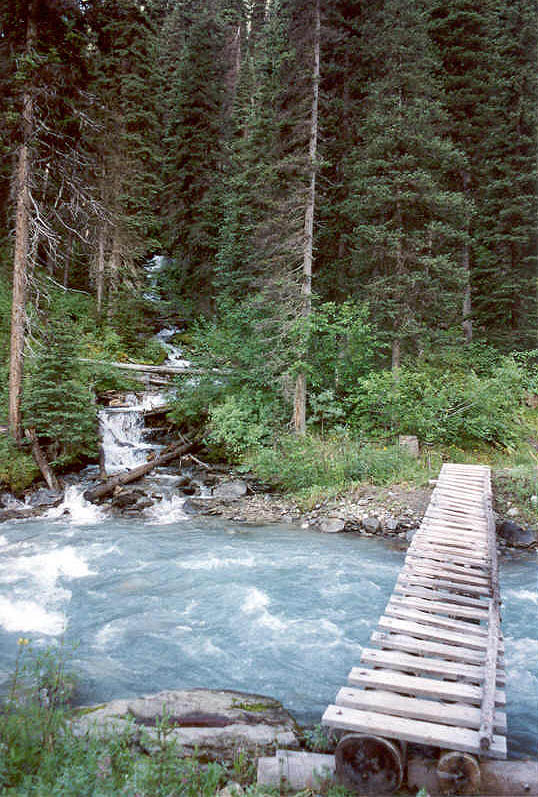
[318,517,346,534]
[212,480,248,500]
[72,689,300,761]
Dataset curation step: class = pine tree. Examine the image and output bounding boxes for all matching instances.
[23,317,98,468]
[474,0,537,347]
[159,0,229,314]
[86,0,162,316]
[348,0,469,369]
[1,0,90,440]
[429,0,499,343]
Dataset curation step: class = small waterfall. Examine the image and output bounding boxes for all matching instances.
[99,392,168,474]
[154,327,191,369]
[46,485,103,525]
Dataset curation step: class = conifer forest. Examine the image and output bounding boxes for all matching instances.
[0,0,537,489]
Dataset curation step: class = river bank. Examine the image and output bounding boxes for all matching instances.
[1,464,536,550]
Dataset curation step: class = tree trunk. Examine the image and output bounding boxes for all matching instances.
[8,2,37,443]
[293,0,320,435]
[106,226,120,321]
[462,170,473,343]
[96,223,107,315]
[25,428,60,491]
[63,232,72,288]
[391,337,401,374]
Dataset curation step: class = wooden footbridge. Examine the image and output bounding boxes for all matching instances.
[322,464,506,793]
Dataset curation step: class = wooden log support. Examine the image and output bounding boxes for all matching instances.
[322,463,507,762]
[479,472,501,752]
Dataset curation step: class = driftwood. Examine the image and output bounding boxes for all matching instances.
[83,441,194,503]
[25,427,60,491]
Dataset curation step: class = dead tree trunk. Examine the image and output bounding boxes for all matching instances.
[25,428,60,491]
[293,0,320,435]
[84,441,195,503]
[462,170,473,344]
[8,2,37,443]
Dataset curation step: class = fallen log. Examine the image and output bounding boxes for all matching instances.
[79,358,196,375]
[83,441,195,503]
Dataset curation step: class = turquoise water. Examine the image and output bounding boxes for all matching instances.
[0,511,535,758]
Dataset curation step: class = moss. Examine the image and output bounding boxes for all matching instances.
[231,700,274,712]
[73,704,107,717]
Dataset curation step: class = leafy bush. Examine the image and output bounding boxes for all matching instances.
[247,434,424,494]
[208,391,286,458]
[308,300,379,397]
[493,463,538,526]
[350,354,527,448]
[0,436,39,493]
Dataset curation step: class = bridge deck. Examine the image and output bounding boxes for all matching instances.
[322,464,507,759]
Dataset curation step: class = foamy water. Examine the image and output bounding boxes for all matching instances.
[0,515,535,758]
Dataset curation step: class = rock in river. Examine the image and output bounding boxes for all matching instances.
[497,520,536,548]
[71,688,300,761]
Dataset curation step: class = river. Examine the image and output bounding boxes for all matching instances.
[0,503,536,759]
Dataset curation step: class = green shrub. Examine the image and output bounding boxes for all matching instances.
[493,464,538,526]
[0,436,39,492]
[350,355,527,448]
[208,391,285,458]
[247,434,424,494]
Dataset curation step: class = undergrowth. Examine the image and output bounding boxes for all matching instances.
[0,643,358,796]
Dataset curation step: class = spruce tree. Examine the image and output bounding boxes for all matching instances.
[348,0,469,368]
[85,0,162,316]
[474,0,537,347]
[23,317,98,468]
[159,0,229,314]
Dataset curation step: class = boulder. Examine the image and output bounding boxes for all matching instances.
[399,435,419,457]
[212,480,248,500]
[362,516,381,534]
[498,520,536,548]
[111,491,140,509]
[318,517,346,534]
[135,498,154,510]
[406,527,418,543]
[71,689,300,762]
[384,515,399,533]
[26,487,63,507]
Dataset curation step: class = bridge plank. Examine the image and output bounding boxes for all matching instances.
[395,582,489,608]
[389,595,489,621]
[384,604,488,637]
[402,564,490,587]
[405,555,490,577]
[347,667,506,706]
[371,631,489,665]
[322,704,507,759]
[361,648,506,685]
[398,573,491,597]
[378,616,503,651]
[335,687,507,732]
